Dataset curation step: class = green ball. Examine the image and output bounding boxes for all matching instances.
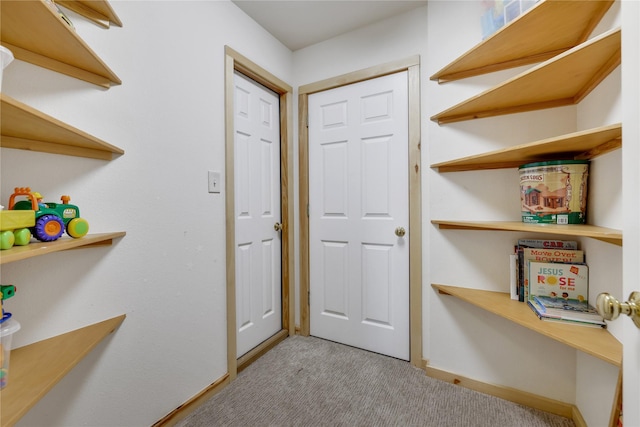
[14,228,31,246]
[0,231,15,250]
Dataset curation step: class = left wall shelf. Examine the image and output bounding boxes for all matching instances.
[0,0,121,88]
[56,0,123,28]
[1,3,125,424]
[0,232,126,265]
[0,315,126,427]
[0,94,124,160]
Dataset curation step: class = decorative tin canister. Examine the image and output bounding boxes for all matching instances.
[519,160,589,224]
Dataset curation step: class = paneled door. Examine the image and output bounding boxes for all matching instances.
[234,71,282,358]
[308,71,409,360]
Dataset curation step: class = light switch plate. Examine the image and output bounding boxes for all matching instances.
[208,171,221,193]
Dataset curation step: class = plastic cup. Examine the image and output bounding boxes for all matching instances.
[0,317,21,389]
[0,45,15,92]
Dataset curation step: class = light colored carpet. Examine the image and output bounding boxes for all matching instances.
[178,335,575,427]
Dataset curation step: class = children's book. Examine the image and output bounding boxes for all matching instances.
[517,239,578,250]
[527,300,606,328]
[522,248,584,301]
[533,295,604,323]
[515,239,578,302]
[509,254,518,300]
[528,260,589,302]
[534,295,596,313]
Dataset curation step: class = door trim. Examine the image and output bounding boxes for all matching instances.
[298,56,422,367]
[225,46,294,380]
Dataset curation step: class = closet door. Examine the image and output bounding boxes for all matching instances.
[308,71,409,360]
[234,71,282,358]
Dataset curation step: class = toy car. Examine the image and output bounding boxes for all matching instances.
[5,187,89,245]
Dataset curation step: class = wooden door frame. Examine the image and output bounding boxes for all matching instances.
[298,56,423,368]
[225,46,294,380]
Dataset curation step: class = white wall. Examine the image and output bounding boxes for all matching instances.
[1,1,291,426]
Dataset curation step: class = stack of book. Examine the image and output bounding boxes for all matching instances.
[528,294,606,328]
[513,239,583,302]
[511,239,606,328]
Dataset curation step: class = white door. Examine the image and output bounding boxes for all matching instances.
[234,71,282,358]
[308,71,409,360]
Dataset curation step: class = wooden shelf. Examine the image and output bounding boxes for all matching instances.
[431,27,621,124]
[432,284,621,367]
[0,0,121,88]
[0,232,126,265]
[0,315,126,427]
[0,94,124,160]
[57,0,123,28]
[432,123,622,172]
[432,220,622,246]
[430,0,614,83]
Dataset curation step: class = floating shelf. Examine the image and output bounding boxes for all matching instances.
[0,232,126,265]
[432,284,621,366]
[1,94,124,160]
[431,27,621,124]
[432,123,622,172]
[0,0,121,88]
[431,284,622,367]
[432,220,622,246]
[56,0,123,28]
[430,0,614,83]
[0,315,126,427]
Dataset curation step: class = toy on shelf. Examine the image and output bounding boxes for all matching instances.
[1,187,89,249]
[0,284,20,389]
[0,285,16,323]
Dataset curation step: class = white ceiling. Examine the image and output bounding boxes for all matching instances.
[231,1,429,51]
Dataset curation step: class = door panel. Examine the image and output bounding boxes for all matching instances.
[234,71,282,358]
[321,240,349,318]
[362,243,393,327]
[308,71,409,360]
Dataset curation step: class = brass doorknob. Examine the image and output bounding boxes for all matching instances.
[596,292,640,329]
[395,227,406,237]
[274,222,283,232]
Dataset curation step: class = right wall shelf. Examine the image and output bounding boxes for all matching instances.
[430,1,622,422]
[432,284,621,366]
[431,26,621,124]
[431,123,621,172]
[431,123,623,246]
[430,0,614,82]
